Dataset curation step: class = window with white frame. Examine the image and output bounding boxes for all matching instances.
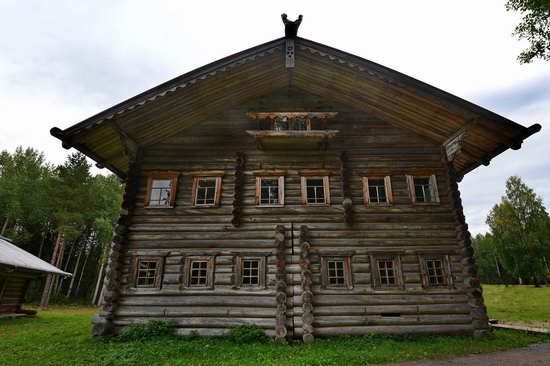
[256,176,284,206]
[301,176,330,205]
[406,174,440,203]
[145,172,179,207]
[192,176,222,206]
[363,176,393,204]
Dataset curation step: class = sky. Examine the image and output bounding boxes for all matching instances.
[0,0,549,234]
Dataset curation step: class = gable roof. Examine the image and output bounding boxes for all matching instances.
[51,37,540,179]
[0,237,71,277]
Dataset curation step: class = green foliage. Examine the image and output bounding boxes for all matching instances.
[1,307,550,366]
[486,176,550,282]
[117,320,173,341]
[0,146,123,302]
[472,233,514,284]
[226,324,269,344]
[506,0,550,63]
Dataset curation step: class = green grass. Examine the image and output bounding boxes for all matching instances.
[483,284,550,328]
[1,306,549,366]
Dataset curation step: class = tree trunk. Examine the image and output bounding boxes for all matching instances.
[75,246,91,298]
[66,243,84,299]
[37,229,47,259]
[494,256,502,284]
[92,243,108,305]
[518,276,523,285]
[55,239,75,296]
[52,239,66,296]
[544,256,550,279]
[1,217,9,236]
[39,232,62,308]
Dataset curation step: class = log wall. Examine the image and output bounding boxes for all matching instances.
[101,86,485,338]
[0,269,37,314]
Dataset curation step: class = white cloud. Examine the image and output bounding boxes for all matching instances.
[0,0,548,232]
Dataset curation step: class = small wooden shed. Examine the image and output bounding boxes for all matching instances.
[0,236,71,316]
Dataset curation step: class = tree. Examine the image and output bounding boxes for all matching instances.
[472,233,514,284]
[506,0,550,63]
[486,175,550,283]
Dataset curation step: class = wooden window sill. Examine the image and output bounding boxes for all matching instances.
[181,286,214,291]
[145,205,174,209]
[322,286,354,291]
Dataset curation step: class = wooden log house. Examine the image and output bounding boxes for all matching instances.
[51,15,540,341]
[0,236,71,316]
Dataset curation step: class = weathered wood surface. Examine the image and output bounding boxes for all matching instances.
[105,87,479,337]
[0,270,38,314]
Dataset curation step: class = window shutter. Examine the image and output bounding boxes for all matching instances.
[406,174,416,203]
[384,176,393,204]
[430,175,440,203]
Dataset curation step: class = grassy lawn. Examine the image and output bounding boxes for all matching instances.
[484,284,550,329]
[1,306,550,366]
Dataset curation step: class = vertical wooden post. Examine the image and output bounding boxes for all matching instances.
[299,225,314,344]
[340,150,353,226]
[274,225,287,342]
[232,152,245,227]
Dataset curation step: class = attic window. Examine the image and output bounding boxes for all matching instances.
[272,117,310,131]
[246,112,339,150]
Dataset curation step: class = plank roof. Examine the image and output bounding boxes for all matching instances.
[0,236,71,277]
[51,36,540,179]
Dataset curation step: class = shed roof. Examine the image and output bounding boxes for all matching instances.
[51,37,540,180]
[0,237,71,277]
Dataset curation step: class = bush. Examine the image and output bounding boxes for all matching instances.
[118,320,173,341]
[226,324,269,344]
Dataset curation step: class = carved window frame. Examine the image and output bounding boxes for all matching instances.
[255,176,285,207]
[371,255,404,289]
[236,256,266,289]
[190,171,224,207]
[144,171,179,208]
[363,176,394,205]
[301,175,331,206]
[406,174,440,204]
[183,256,215,290]
[419,255,453,288]
[132,257,164,289]
[321,256,353,290]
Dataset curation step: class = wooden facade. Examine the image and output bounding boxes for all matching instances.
[52,23,539,340]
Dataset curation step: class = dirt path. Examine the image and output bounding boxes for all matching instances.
[380,343,550,366]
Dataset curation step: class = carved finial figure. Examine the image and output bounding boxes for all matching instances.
[281,13,303,38]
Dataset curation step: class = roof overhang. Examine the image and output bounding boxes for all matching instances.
[51,37,541,180]
[0,237,72,277]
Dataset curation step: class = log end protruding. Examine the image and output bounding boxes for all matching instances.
[444,154,490,334]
